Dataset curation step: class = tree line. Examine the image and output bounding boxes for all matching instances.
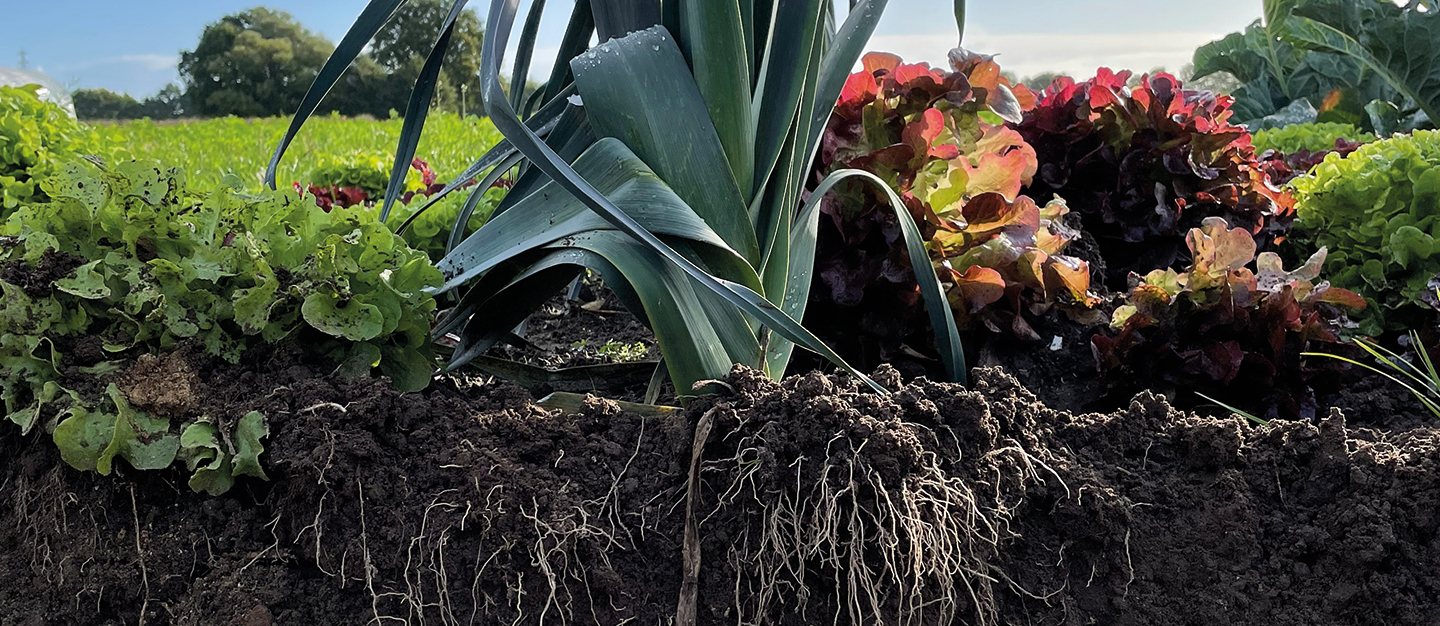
[73,3,484,121]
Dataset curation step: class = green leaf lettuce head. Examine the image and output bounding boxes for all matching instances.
[1253,122,1376,155]
[1290,130,1440,333]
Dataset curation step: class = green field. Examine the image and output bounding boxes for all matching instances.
[91,113,504,191]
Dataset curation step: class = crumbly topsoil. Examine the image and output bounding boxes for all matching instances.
[1,347,1438,625]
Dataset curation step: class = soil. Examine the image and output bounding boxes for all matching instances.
[463,281,666,401]
[1,248,86,298]
[486,281,659,370]
[3,339,1440,625]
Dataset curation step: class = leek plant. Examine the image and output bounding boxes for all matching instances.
[268,0,980,395]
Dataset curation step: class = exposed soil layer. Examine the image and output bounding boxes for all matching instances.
[489,282,659,370]
[2,353,1439,625]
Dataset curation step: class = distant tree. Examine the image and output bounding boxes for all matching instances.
[74,84,188,121]
[139,83,188,119]
[369,0,485,116]
[179,8,333,117]
[323,55,408,118]
[73,88,144,120]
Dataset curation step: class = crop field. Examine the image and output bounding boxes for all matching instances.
[90,113,503,191]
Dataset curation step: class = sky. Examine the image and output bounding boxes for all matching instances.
[0,0,1264,97]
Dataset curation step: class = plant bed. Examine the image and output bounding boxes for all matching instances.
[2,349,1438,625]
[8,2,1440,622]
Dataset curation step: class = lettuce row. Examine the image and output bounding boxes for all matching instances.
[0,85,107,216]
[807,51,1097,368]
[1,158,442,491]
[1016,70,1293,290]
[298,152,508,262]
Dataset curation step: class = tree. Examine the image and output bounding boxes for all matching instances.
[323,55,408,118]
[139,84,188,119]
[1017,72,1062,91]
[179,8,333,117]
[1177,63,1241,96]
[73,85,188,121]
[73,88,143,120]
[369,0,485,116]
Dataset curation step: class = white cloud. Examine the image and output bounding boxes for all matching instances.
[112,54,178,72]
[61,53,177,73]
[865,26,1226,79]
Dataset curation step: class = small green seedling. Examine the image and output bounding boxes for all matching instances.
[1305,331,1440,420]
[1196,392,1269,425]
[597,341,648,363]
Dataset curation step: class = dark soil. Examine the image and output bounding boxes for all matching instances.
[489,281,659,371]
[975,306,1115,412]
[1320,368,1438,431]
[1,248,86,298]
[3,343,1440,625]
[463,281,666,401]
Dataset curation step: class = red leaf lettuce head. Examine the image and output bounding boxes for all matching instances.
[807,51,1096,374]
[1017,69,1295,290]
[1093,218,1364,420]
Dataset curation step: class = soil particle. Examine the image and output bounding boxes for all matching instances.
[65,335,108,368]
[2,353,1439,625]
[116,351,202,417]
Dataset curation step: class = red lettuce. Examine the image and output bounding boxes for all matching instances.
[806,50,1097,372]
[1092,217,1365,419]
[1017,70,1294,290]
[293,157,491,212]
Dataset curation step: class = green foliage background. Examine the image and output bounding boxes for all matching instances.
[90,113,503,192]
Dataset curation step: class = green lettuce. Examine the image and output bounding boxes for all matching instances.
[1253,122,1375,154]
[1290,130,1440,333]
[0,85,108,216]
[0,157,443,490]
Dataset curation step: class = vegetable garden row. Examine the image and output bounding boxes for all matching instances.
[3,0,1440,624]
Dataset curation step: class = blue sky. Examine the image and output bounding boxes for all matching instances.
[1,0,1263,97]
